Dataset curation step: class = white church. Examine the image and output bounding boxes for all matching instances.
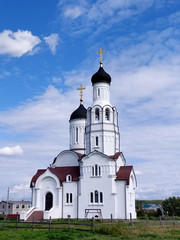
[21,49,137,221]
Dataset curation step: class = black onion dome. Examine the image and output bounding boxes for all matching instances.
[91,66,111,85]
[70,104,87,120]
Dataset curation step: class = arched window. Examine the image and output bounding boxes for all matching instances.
[96,136,99,146]
[45,192,53,211]
[105,108,110,121]
[92,164,101,177]
[95,190,98,203]
[70,193,73,203]
[75,127,78,143]
[100,192,103,203]
[92,166,94,176]
[66,174,72,182]
[95,108,99,121]
[90,192,93,203]
[66,193,69,203]
[95,164,98,176]
[98,89,100,97]
[66,193,73,203]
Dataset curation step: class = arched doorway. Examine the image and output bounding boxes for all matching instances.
[45,192,53,211]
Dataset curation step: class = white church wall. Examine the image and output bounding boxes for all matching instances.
[63,181,78,218]
[126,173,137,219]
[54,150,79,167]
[69,119,86,153]
[115,181,126,219]
[92,82,111,107]
[78,153,117,219]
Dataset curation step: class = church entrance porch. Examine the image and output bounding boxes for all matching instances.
[45,192,53,211]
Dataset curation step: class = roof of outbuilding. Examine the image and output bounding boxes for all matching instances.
[70,104,87,120]
[91,66,111,85]
[116,166,133,185]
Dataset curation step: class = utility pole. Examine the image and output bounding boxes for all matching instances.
[4,188,9,221]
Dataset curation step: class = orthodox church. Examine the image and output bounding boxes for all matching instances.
[21,49,137,221]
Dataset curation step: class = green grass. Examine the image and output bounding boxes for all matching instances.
[1,220,180,240]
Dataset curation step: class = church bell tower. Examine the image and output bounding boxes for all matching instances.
[85,48,120,155]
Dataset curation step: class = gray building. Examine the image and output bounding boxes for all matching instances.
[0,200,31,215]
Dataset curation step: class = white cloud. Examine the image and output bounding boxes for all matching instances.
[0,29,41,57]
[58,0,154,34]
[0,145,23,156]
[64,6,83,19]
[44,33,59,54]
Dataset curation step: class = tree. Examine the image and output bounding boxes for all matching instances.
[162,197,180,216]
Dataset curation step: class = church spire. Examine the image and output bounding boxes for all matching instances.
[97,48,105,67]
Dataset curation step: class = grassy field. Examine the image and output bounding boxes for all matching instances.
[1,219,180,240]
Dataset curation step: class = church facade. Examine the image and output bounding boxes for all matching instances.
[21,50,137,220]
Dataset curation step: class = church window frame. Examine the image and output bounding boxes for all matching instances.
[95,108,100,121]
[105,108,110,121]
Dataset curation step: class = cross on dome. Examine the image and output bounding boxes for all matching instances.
[97,48,105,67]
[77,84,86,104]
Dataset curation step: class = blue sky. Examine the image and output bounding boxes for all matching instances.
[0,0,180,201]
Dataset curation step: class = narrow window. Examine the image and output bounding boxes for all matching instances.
[96,136,99,146]
[76,127,78,143]
[95,190,98,203]
[90,192,93,203]
[16,205,19,209]
[95,164,98,176]
[22,205,25,209]
[98,89,100,97]
[66,193,69,203]
[100,192,103,203]
[8,205,11,209]
[95,108,99,121]
[92,166,94,176]
[66,175,72,182]
[99,166,101,176]
[70,193,73,203]
[105,108,110,120]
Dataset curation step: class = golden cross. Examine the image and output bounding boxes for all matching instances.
[97,48,105,66]
[77,84,86,103]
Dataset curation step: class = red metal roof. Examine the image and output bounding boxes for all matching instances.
[109,152,122,159]
[30,166,80,187]
[116,166,133,185]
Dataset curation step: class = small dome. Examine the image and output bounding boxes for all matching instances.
[70,104,87,120]
[91,66,111,85]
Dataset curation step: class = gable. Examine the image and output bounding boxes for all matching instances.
[30,166,80,187]
[81,150,112,165]
[52,150,80,167]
